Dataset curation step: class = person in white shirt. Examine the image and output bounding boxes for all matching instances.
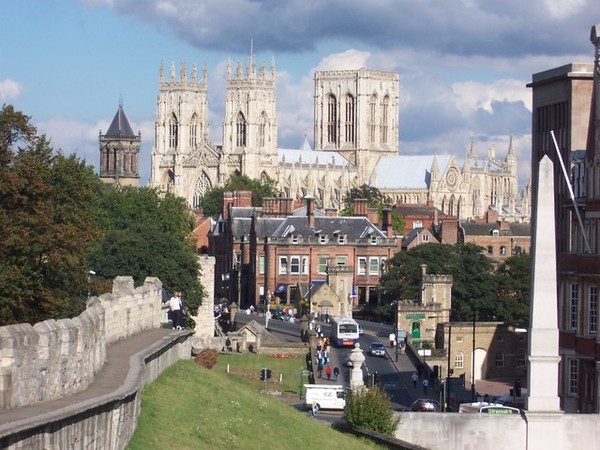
[169,291,184,330]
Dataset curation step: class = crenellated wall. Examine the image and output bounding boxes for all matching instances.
[0,276,163,411]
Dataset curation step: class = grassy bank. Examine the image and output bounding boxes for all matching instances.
[127,354,384,450]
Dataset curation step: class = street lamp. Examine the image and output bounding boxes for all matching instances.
[471,312,476,402]
[87,270,96,299]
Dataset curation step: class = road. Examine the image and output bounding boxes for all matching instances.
[235,313,421,411]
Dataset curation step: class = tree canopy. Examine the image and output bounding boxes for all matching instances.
[199,173,278,217]
[341,184,404,233]
[0,105,104,324]
[379,243,530,324]
[88,186,205,325]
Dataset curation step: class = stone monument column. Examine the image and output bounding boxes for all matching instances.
[348,344,366,390]
[526,155,561,412]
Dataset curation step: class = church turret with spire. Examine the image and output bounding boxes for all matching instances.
[99,99,141,187]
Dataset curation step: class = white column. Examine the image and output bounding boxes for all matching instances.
[526,155,561,412]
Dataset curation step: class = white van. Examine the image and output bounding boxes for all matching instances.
[304,384,346,410]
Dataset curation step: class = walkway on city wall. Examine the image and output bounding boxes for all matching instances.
[0,328,192,450]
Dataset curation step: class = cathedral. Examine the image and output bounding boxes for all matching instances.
[144,58,529,221]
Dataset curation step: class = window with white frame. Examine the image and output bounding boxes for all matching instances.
[380,258,387,274]
[302,256,309,275]
[422,234,429,242]
[495,351,504,368]
[336,256,347,266]
[278,256,288,275]
[370,235,378,245]
[319,234,328,244]
[318,256,328,274]
[568,358,578,396]
[570,283,579,330]
[338,234,347,244]
[290,256,301,274]
[454,352,464,369]
[291,235,299,244]
[358,257,367,275]
[369,257,380,275]
[500,246,506,255]
[413,220,423,229]
[589,286,598,335]
[259,254,265,274]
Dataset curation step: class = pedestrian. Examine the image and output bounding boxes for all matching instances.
[422,378,429,394]
[325,313,329,324]
[325,365,332,381]
[317,360,324,378]
[389,331,396,348]
[333,367,340,381]
[311,401,319,419]
[169,291,184,330]
[411,372,418,388]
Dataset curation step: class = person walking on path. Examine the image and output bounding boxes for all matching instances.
[411,372,418,389]
[325,365,332,381]
[389,332,396,348]
[169,291,184,330]
[333,367,340,382]
[311,402,319,419]
[422,378,429,395]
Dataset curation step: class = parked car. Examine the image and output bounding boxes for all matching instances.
[368,342,386,357]
[411,399,440,412]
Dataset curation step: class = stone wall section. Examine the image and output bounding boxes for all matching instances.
[0,276,162,411]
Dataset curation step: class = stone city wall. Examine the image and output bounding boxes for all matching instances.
[0,276,163,411]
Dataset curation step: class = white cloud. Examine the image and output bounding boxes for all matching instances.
[544,0,586,19]
[452,79,531,115]
[315,50,372,71]
[0,79,22,101]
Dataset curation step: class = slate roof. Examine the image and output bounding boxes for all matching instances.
[278,148,350,166]
[401,227,439,246]
[271,216,386,239]
[105,105,136,138]
[460,221,530,236]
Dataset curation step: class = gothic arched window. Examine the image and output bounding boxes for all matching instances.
[326,94,337,145]
[258,112,267,147]
[236,112,247,147]
[381,95,390,144]
[345,94,355,144]
[192,171,212,209]
[169,113,179,149]
[189,113,198,147]
[368,94,377,143]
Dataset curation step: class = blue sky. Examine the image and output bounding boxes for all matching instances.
[2,0,599,189]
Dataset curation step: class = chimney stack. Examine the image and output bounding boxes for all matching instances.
[353,198,368,216]
[305,195,315,228]
[382,209,393,238]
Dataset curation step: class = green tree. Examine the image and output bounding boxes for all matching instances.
[344,386,401,435]
[0,107,104,324]
[341,184,404,233]
[200,173,278,217]
[380,243,500,321]
[88,187,205,325]
[495,253,531,325]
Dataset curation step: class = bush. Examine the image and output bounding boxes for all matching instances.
[343,386,401,435]
[194,349,219,369]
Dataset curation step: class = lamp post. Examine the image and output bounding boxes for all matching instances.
[471,312,476,402]
[446,323,452,411]
[395,301,399,363]
[87,270,96,299]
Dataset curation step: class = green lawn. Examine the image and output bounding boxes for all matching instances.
[127,354,385,450]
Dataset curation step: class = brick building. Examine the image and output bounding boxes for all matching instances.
[209,191,400,311]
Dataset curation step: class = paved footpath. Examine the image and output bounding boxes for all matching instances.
[0,328,180,429]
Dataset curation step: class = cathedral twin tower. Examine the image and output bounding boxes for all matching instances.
[100,57,524,221]
[148,58,400,212]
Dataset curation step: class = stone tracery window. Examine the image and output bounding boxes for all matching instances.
[345,94,355,144]
[169,113,178,149]
[236,112,247,147]
[189,113,198,147]
[192,171,212,209]
[381,95,390,144]
[327,94,337,145]
[258,112,267,147]
[368,94,377,143]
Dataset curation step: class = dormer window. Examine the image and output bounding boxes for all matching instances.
[291,235,299,244]
[370,235,378,245]
[319,234,328,244]
[491,229,500,236]
[338,234,347,244]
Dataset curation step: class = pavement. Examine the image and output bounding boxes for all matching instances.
[0,327,184,432]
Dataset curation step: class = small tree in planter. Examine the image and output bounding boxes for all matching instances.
[344,386,401,435]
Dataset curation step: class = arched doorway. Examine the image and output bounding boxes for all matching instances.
[411,321,421,340]
[474,348,486,381]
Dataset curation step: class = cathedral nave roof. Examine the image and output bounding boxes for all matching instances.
[373,155,453,189]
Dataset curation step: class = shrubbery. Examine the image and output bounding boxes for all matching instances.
[194,349,219,369]
[343,386,401,435]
